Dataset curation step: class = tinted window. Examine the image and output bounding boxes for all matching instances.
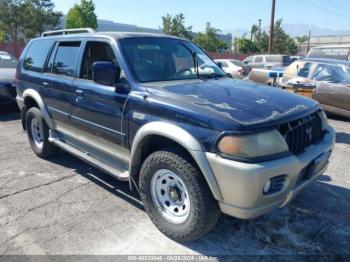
[80,41,117,80]
[297,63,313,78]
[52,42,81,77]
[312,64,350,83]
[220,61,228,67]
[23,39,53,72]
[265,55,291,66]
[255,56,263,63]
[0,52,17,69]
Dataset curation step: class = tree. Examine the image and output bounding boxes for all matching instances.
[162,13,192,40]
[233,38,259,54]
[194,23,227,52]
[250,24,259,41]
[0,0,61,43]
[0,30,6,44]
[66,0,97,29]
[24,0,62,39]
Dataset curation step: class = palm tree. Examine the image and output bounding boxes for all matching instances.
[250,24,259,41]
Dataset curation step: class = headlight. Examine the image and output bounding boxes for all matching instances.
[217,130,289,158]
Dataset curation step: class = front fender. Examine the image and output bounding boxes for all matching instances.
[129,121,223,201]
[22,89,54,129]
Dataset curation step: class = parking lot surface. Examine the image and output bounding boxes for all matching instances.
[0,106,349,256]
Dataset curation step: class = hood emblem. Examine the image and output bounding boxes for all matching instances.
[306,127,313,140]
[256,99,267,104]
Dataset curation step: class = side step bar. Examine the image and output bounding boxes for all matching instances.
[49,138,129,182]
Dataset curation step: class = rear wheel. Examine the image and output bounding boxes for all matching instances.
[26,107,58,158]
[139,150,220,241]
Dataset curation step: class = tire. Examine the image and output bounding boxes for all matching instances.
[26,107,58,158]
[139,150,220,242]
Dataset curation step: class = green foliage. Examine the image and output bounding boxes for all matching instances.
[0,30,6,43]
[193,23,227,52]
[233,38,259,54]
[66,0,97,29]
[235,19,298,55]
[271,19,298,54]
[162,13,192,40]
[24,0,62,38]
[250,24,259,41]
[0,0,61,43]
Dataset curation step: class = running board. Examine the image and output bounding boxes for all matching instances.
[49,138,129,182]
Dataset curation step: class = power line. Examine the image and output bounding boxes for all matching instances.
[302,0,350,19]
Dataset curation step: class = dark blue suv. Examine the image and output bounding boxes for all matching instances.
[16,29,335,241]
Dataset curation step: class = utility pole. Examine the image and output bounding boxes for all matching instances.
[268,0,276,54]
[307,30,311,54]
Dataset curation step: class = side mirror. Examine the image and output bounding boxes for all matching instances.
[216,62,223,69]
[92,61,121,86]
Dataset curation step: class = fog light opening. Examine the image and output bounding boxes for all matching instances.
[263,179,272,194]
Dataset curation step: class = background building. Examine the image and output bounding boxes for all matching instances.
[300,35,350,55]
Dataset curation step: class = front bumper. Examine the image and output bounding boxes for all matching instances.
[0,83,16,103]
[206,126,335,219]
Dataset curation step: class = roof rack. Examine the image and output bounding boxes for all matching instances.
[41,28,95,37]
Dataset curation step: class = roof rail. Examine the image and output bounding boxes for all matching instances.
[41,28,95,37]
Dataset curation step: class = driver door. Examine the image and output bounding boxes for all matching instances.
[70,40,130,161]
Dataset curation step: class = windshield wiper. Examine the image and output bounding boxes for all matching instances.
[201,73,226,79]
[179,41,201,80]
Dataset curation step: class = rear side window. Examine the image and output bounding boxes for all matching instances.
[255,56,263,63]
[23,39,53,72]
[52,41,81,77]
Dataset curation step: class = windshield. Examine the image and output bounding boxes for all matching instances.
[0,53,17,69]
[230,60,243,67]
[119,37,225,82]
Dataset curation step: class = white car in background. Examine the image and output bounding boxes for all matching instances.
[214,59,249,79]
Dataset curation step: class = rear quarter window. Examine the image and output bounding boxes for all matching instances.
[23,39,54,73]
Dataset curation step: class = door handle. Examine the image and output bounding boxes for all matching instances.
[42,81,49,87]
[75,89,84,96]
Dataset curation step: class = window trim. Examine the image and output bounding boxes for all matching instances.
[77,38,118,83]
[22,39,55,74]
[50,40,82,78]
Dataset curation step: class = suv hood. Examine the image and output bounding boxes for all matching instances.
[144,79,319,130]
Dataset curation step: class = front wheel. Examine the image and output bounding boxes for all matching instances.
[26,107,58,158]
[139,150,220,241]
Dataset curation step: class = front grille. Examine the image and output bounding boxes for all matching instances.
[279,111,325,155]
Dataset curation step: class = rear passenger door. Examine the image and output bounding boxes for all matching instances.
[70,39,129,159]
[41,41,82,124]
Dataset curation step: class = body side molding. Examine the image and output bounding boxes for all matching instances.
[129,121,223,201]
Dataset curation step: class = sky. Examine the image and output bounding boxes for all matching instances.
[52,0,350,32]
